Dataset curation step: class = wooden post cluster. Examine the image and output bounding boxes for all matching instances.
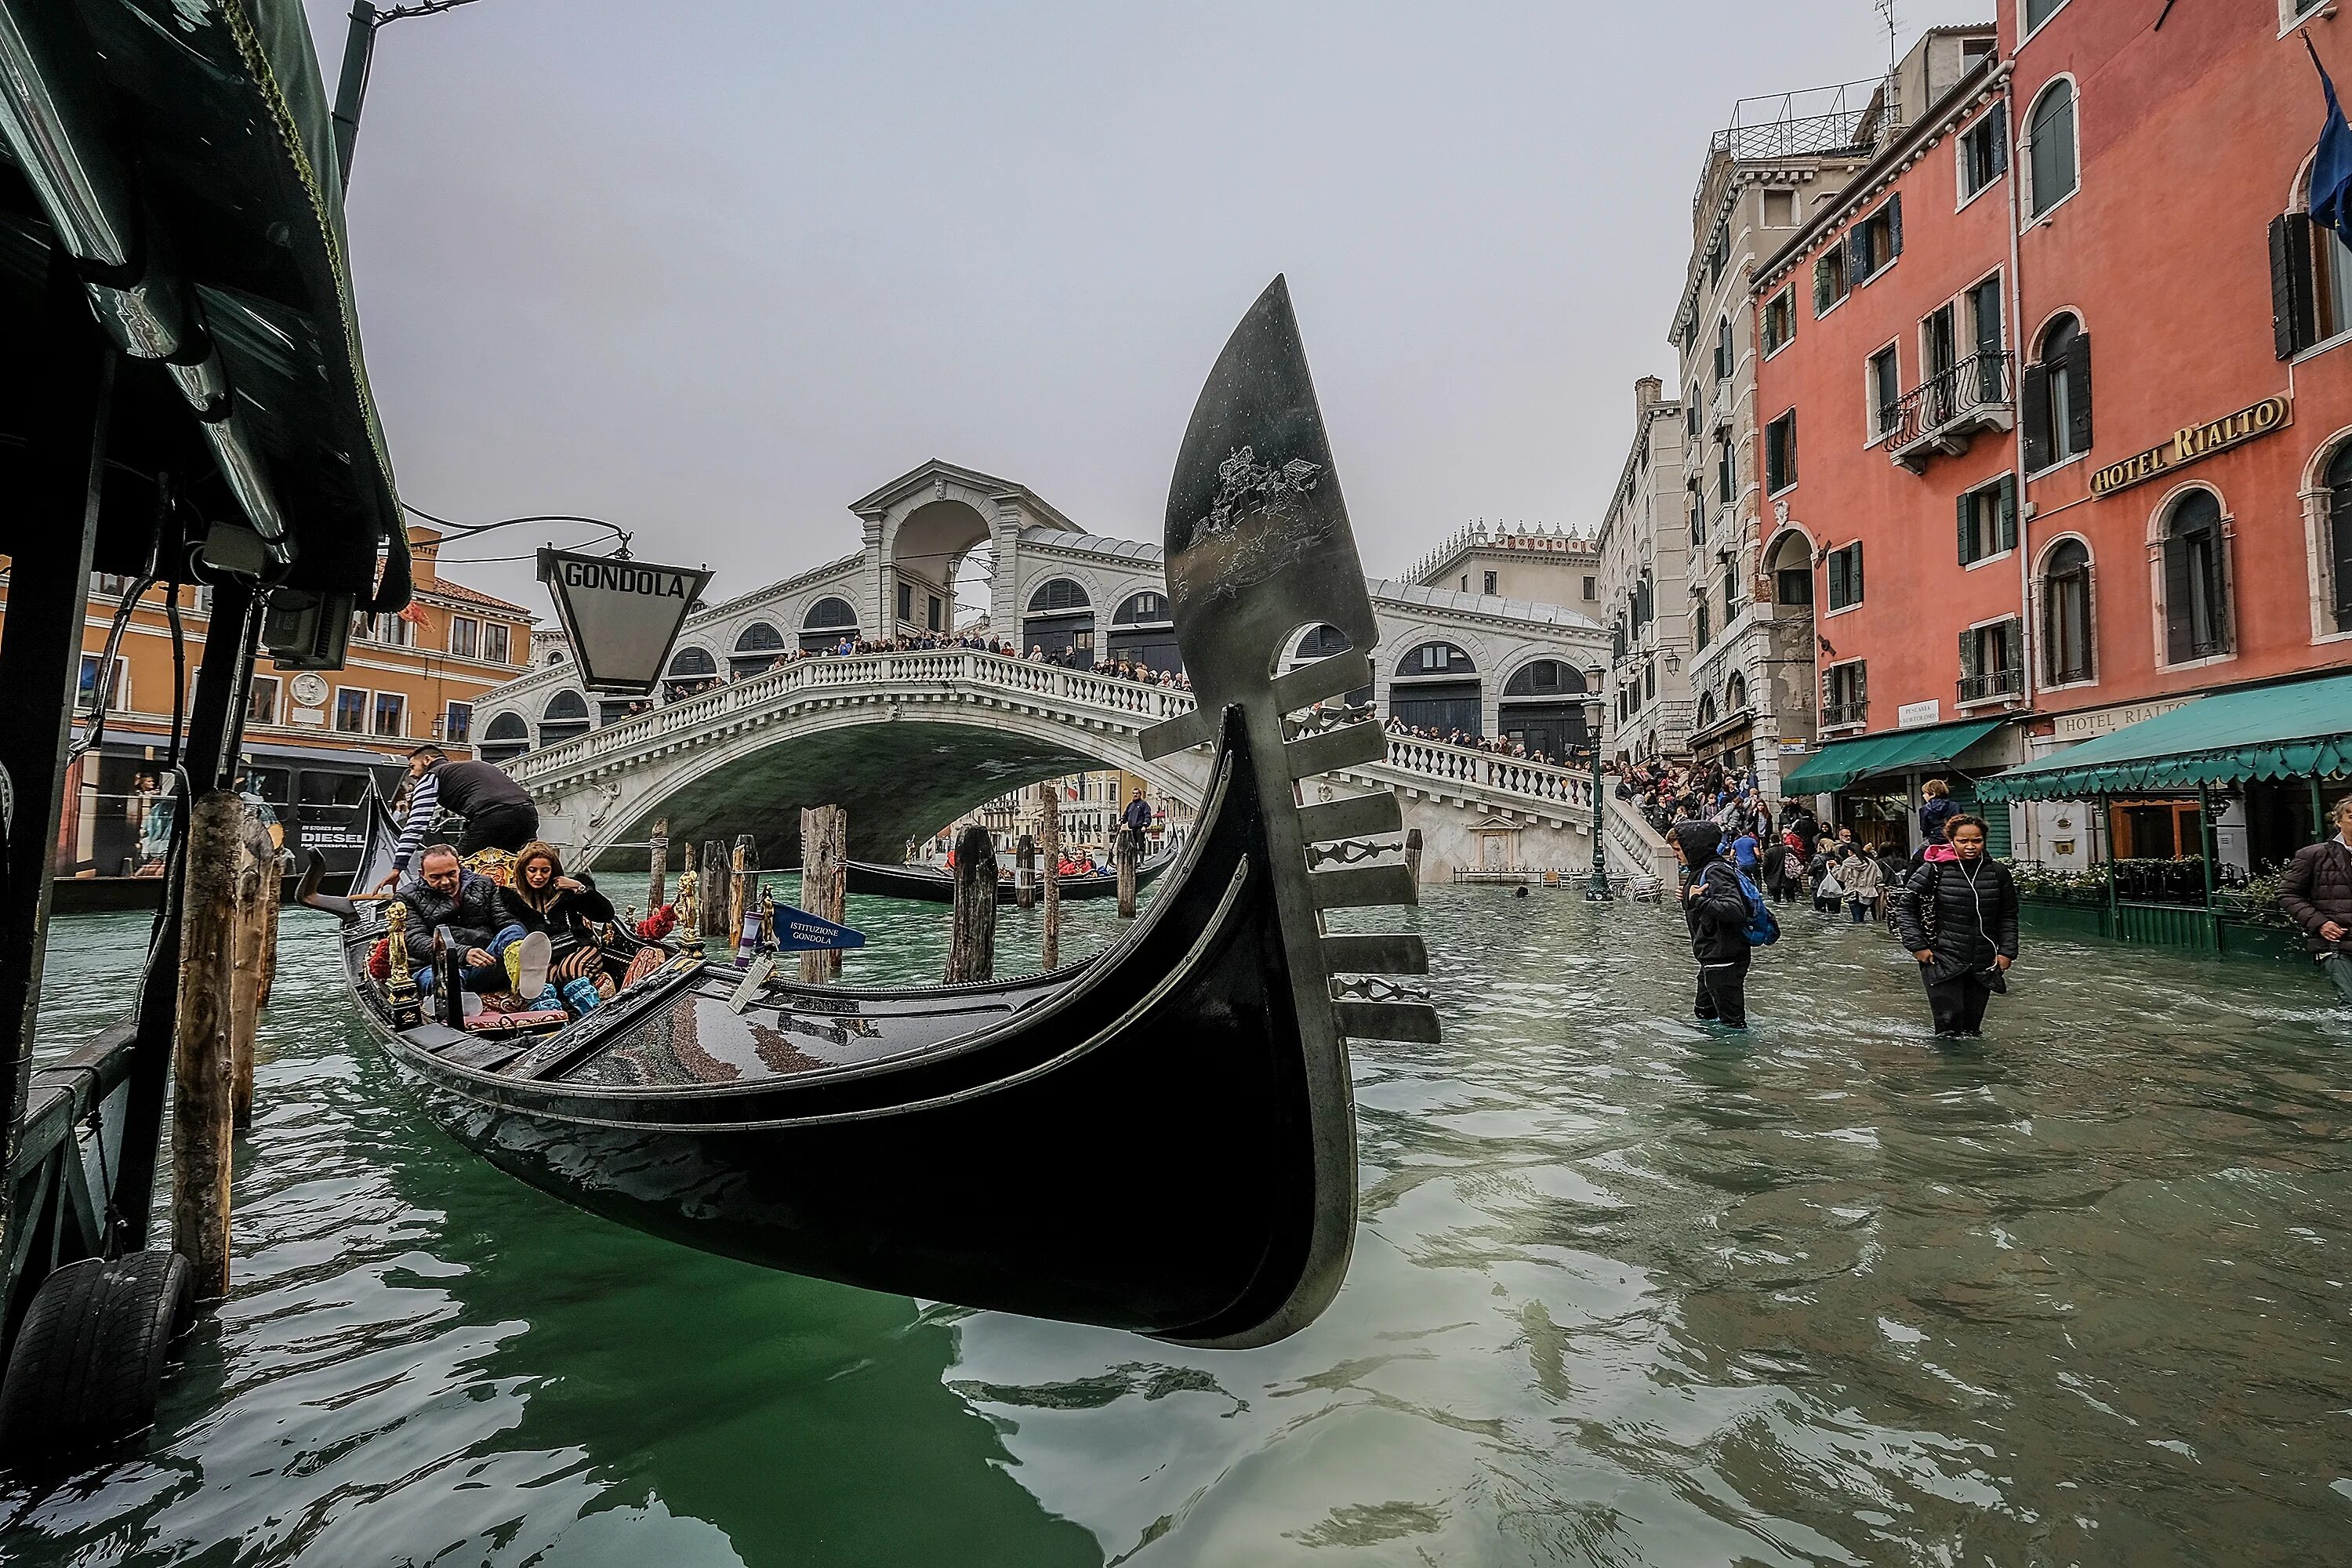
[172,791,243,1299]
[700,840,729,942]
[647,817,670,909]
[227,811,278,1132]
[1404,828,1425,885]
[730,834,757,956]
[1014,834,1037,910]
[799,805,848,982]
[1040,793,1062,971]
[945,826,997,985]
[1116,827,1140,920]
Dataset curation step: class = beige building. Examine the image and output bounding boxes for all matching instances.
[1596,376,1695,762]
[1404,522,1600,610]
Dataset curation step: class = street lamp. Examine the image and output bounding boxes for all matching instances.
[331,0,488,183]
[1584,663,1611,901]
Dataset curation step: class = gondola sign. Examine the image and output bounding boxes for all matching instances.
[537,547,714,695]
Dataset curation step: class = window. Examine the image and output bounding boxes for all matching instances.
[481,622,511,664]
[2026,80,2078,218]
[2023,314,2092,471]
[898,582,914,624]
[1762,288,1795,354]
[1718,443,1735,504]
[444,702,473,743]
[1766,411,1798,494]
[1762,189,1797,227]
[1689,495,1705,548]
[927,593,943,632]
[333,688,367,734]
[541,690,591,746]
[1813,247,1850,315]
[1869,346,1902,441]
[2271,184,2352,356]
[1826,542,1864,611]
[1695,692,1718,730]
[1959,618,2024,703]
[480,711,531,762]
[2025,0,2068,34]
[1644,662,1657,700]
[1582,575,1597,601]
[1694,597,1711,651]
[1686,403,1700,437]
[2328,445,2352,633]
[448,615,479,659]
[1777,562,1813,606]
[1722,569,1740,625]
[1483,571,1497,595]
[1725,671,1748,711]
[1715,315,1734,381]
[1849,196,1904,282]
[1707,225,1728,285]
[1824,661,1867,727]
[1403,642,1476,675]
[352,612,412,647]
[76,654,128,712]
[2042,540,2095,684]
[1957,475,2019,564]
[2161,490,2232,662]
[1958,114,2008,201]
[1460,575,1470,593]
[1028,579,1090,613]
[372,691,406,738]
[247,676,281,727]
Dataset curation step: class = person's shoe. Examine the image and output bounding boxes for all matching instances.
[513,932,553,1000]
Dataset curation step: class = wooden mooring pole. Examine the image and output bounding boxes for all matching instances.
[647,817,670,910]
[946,826,997,984]
[700,840,729,944]
[1404,827,1425,885]
[172,791,242,1298]
[1040,793,1062,971]
[1116,827,1139,920]
[800,806,848,982]
[1014,833,1036,909]
[228,813,274,1131]
[730,834,757,957]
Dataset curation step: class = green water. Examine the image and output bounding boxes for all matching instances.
[7,887,2352,1565]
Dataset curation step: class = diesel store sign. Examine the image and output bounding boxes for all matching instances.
[2089,394,2291,498]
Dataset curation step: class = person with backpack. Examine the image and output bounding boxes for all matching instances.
[1893,813,2020,1038]
[1772,833,1806,905]
[1839,845,1883,925]
[1671,821,1765,1031]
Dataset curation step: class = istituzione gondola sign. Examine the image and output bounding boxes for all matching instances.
[538,547,714,695]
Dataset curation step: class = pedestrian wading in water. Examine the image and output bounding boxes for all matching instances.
[1672,820,1755,1030]
[1894,814,2020,1038]
[2277,793,2352,1007]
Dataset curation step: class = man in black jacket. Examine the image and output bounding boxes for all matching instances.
[396,844,534,997]
[1672,820,1755,1030]
[2278,794,2352,1006]
[1893,814,2019,1038]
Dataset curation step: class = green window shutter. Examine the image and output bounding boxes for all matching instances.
[1888,194,1904,258]
[1957,492,1976,565]
[1998,475,2018,552]
[1849,540,1860,601]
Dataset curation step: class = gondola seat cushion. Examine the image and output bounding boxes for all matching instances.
[467,1007,568,1035]
[367,937,391,981]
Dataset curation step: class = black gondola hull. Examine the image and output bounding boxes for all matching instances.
[843,853,1174,905]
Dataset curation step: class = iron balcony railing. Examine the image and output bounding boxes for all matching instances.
[1886,351,2014,463]
[1821,699,1867,728]
[1958,667,2025,705]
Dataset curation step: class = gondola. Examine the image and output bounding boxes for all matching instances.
[844,849,1176,905]
[302,279,1437,1347]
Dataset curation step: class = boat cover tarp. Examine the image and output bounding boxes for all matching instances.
[1780,718,2007,796]
[1976,673,2352,802]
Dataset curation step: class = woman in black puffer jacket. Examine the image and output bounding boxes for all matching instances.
[1672,820,1755,1030]
[1893,813,2019,1037]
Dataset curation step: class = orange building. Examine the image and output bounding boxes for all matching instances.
[1752,7,2352,869]
[0,526,533,885]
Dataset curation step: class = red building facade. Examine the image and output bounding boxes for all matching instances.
[1753,5,2352,867]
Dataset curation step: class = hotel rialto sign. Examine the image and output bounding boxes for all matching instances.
[2088,394,2292,498]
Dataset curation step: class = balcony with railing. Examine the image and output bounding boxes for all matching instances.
[1957,666,2025,706]
[1886,351,2014,471]
[1820,698,1868,731]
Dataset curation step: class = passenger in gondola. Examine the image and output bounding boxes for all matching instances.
[376,744,541,891]
[501,842,619,998]
[397,844,550,1004]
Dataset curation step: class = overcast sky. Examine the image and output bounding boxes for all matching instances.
[311,0,1991,616]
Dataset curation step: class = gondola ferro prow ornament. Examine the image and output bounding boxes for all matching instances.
[1142,276,1439,1345]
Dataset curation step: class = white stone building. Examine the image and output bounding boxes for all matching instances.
[1595,376,1696,762]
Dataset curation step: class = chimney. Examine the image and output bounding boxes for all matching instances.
[1634,376,1664,421]
[405,523,443,581]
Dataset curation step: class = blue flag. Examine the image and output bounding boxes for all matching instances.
[765,902,866,954]
[2308,34,2352,242]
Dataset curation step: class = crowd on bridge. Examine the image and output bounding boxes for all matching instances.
[666,632,1195,696]
[1383,719,1573,770]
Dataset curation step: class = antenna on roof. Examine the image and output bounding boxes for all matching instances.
[1874,0,1900,127]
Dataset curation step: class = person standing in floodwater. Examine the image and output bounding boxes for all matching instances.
[1671,820,1754,1031]
[1894,814,2019,1038]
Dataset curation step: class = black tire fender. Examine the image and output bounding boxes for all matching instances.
[0,1251,194,1469]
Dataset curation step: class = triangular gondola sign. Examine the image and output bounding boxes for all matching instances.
[537,547,714,696]
[768,904,867,953]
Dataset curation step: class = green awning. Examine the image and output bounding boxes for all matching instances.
[1780,718,2008,796]
[1976,672,2352,802]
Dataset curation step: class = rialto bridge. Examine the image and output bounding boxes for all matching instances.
[481,460,1668,882]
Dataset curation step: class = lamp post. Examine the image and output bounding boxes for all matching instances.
[1584,664,1611,901]
[331,0,488,183]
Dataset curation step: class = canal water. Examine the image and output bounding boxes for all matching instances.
[7,885,2352,1566]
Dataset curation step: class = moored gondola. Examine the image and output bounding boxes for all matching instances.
[304,278,1438,1346]
[843,850,1176,904]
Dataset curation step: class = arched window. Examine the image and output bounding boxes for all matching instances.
[1725,670,1748,711]
[1027,579,1090,614]
[2026,78,2078,219]
[1497,663,1587,758]
[539,689,590,747]
[1389,643,1482,736]
[666,647,717,677]
[2025,313,2090,473]
[1112,593,1170,625]
[2328,445,2352,633]
[1107,592,1180,673]
[479,710,530,764]
[2042,539,2094,684]
[546,648,565,664]
[730,621,786,678]
[800,596,858,651]
[1294,625,1353,661]
[2161,490,2231,664]
[1394,642,1476,678]
[1696,692,1719,730]
[1502,661,1586,697]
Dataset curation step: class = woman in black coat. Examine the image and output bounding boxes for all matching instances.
[1893,814,2019,1037]
[1672,820,1755,1030]
[499,841,619,988]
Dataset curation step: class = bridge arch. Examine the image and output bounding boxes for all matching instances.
[886,496,992,636]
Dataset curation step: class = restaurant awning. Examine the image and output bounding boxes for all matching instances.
[1780,718,2008,796]
[1976,671,2352,802]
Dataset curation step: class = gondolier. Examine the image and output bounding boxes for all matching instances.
[377,745,540,889]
